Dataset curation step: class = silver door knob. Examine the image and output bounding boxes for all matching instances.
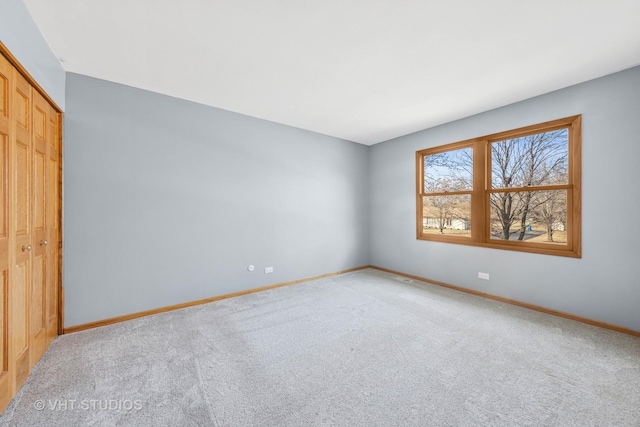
[40,240,48,246]
[22,245,32,252]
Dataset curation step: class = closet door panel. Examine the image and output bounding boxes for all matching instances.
[45,110,58,344]
[12,72,31,390]
[30,92,48,365]
[0,54,11,410]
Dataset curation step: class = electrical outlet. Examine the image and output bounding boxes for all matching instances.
[264,267,273,274]
[478,272,490,280]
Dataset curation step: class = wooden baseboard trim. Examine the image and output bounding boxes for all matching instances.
[370,266,640,338]
[63,266,370,334]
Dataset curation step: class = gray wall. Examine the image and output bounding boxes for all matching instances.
[0,0,65,109]
[370,66,640,332]
[64,73,369,327]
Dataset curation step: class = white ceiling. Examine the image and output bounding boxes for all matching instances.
[23,0,640,145]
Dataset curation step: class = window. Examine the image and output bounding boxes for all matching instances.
[416,115,581,257]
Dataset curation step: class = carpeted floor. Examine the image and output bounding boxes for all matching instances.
[1,268,639,426]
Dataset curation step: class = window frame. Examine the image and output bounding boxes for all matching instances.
[416,115,581,258]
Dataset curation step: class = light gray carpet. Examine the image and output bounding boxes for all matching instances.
[1,268,639,426]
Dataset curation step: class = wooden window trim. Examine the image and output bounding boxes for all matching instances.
[416,115,581,258]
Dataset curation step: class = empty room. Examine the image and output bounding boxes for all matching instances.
[1,0,639,425]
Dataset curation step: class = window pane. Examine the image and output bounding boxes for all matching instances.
[424,147,473,192]
[490,190,567,244]
[491,129,568,188]
[422,195,471,236]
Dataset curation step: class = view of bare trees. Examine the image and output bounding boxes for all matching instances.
[422,130,569,243]
[422,147,472,236]
[490,129,568,242]
[422,195,471,235]
[529,190,567,243]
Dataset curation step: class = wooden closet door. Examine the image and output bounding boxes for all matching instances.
[0,49,12,411]
[45,105,59,346]
[30,91,48,366]
[0,46,61,413]
[11,70,32,390]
